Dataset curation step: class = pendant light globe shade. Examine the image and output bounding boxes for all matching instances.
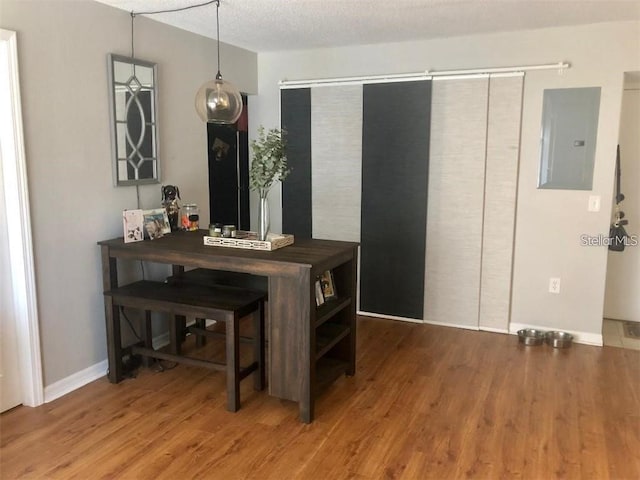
[195,75,243,124]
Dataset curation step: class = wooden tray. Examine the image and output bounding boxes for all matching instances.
[203,231,294,251]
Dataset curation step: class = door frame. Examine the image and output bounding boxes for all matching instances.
[0,29,44,407]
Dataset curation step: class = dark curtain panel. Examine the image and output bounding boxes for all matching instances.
[281,88,312,238]
[360,81,431,319]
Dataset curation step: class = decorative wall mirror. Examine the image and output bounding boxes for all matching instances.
[107,54,160,186]
[538,87,601,190]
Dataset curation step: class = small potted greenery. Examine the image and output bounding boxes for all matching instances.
[249,126,290,240]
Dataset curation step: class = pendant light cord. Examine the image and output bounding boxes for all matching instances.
[216,0,222,79]
[129,0,221,75]
[130,12,135,58]
[125,2,226,219]
[128,0,239,123]
[131,0,217,17]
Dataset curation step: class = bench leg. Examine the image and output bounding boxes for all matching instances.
[171,315,186,355]
[195,318,207,347]
[225,315,241,412]
[141,310,153,367]
[254,302,266,391]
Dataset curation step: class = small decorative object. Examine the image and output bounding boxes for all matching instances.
[209,224,222,237]
[161,185,181,231]
[249,126,290,241]
[212,137,231,161]
[123,209,144,243]
[222,225,237,238]
[319,270,337,301]
[143,208,171,240]
[181,203,199,231]
[315,280,325,307]
[258,196,270,242]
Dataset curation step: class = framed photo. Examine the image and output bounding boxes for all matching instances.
[315,279,325,307]
[123,209,144,243]
[319,270,337,301]
[143,208,171,240]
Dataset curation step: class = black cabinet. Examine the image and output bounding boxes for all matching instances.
[207,96,250,230]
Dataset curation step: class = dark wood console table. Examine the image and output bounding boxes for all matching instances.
[98,231,358,423]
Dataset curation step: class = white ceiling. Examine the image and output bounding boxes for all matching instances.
[95,0,640,53]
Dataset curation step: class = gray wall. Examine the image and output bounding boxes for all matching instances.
[0,0,257,386]
[252,21,640,342]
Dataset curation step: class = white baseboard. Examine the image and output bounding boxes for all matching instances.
[359,314,601,346]
[479,326,510,334]
[44,359,109,403]
[358,311,424,324]
[422,318,480,331]
[361,313,510,334]
[509,322,603,346]
[43,332,171,403]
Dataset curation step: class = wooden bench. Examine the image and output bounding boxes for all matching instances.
[166,268,269,349]
[103,280,265,412]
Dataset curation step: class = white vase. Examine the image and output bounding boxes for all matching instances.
[258,193,270,241]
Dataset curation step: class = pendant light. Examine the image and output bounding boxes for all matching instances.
[195,0,242,124]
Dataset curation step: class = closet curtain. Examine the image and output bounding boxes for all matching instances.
[282,81,432,320]
[281,74,522,327]
[424,75,523,331]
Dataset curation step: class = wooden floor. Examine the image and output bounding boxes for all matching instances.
[2,317,639,479]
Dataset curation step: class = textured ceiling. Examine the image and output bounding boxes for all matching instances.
[95,0,640,53]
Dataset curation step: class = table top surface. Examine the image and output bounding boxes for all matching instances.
[99,230,359,270]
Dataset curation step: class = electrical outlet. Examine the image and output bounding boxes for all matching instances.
[549,277,561,294]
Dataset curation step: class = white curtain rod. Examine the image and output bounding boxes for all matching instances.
[280,72,430,88]
[427,62,570,76]
[279,62,570,88]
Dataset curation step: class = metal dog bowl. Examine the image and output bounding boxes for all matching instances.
[545,331,574,348]
[517,329,546,346]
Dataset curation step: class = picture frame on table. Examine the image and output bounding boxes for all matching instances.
[319,270,337,301]
[315,279,325,307]
[143,208,171,240]
[123,209,144,243]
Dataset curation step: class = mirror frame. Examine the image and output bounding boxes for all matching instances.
[107,54,160,186]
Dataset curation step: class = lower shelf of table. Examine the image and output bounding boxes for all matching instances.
[315,357,349,394]
[316,323,350,360]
